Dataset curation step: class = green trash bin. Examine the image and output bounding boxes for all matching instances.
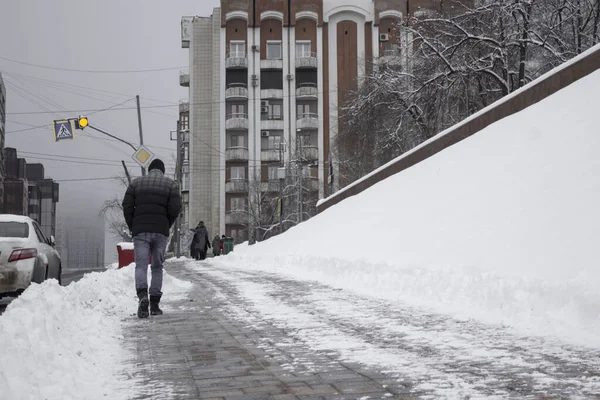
[223,237,234,255]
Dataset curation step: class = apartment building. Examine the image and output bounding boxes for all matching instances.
[0,74,6,212]
[180,0,468,242]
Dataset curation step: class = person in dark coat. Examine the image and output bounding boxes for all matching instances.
[212,235,221,256]
[122,159,181,318]
[190,221,211,260]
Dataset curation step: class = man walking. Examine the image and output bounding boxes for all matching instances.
[122,159,181,318]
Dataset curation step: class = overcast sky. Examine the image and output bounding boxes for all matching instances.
[0,0,220,262]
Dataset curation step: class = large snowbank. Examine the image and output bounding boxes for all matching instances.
[0,265,192,400]
[221,67,600,347]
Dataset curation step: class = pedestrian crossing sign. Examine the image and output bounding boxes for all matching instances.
[132,145,155,168]
[52,119,75,142]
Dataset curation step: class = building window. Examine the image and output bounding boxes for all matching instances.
[268,103,282,120]
[298,134,311,147]
[296,41,312,58]
[297,103,312,117]
[266,41,282,60]
[230,41,245,58]
[230,197,246,211]
[183,145,189,162]
[231,166,245,180]
[230,103,245,118]
[182,173,190,191]
[230,134,245,148]
[268,134,281,149]
[268,166,278,180]
[383,43,400,57]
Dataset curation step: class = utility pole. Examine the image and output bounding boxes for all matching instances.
[136,95,146,176]
[174,120,182,258]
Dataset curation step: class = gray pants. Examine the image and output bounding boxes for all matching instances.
[134,232,168,297]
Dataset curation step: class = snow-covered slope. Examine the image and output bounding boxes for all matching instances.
[229,66,600,347]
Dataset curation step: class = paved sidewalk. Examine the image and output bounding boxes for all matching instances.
[123,261,403,400]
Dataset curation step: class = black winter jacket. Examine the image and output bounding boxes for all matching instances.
[122,169,182,237]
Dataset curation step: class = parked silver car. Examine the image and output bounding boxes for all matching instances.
[0,215,61,297]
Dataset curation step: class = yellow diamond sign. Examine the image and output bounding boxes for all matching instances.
[132,145,155,168]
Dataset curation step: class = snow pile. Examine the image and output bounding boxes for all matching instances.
[219,67,600,347]
[0,264,192,400]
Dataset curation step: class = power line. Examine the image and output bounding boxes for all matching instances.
[0,55,186,74]
[5,87,351,115]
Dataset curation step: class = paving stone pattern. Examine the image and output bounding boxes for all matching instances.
[123,262,400,400]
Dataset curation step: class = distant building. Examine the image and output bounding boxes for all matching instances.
[3,149,60,239]
[3,148,29,216]
[59,215,105,270]
[0,74,5,212]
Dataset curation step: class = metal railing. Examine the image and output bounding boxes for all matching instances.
[227,113,248,119]
[297,82,317,89]
[227,52,246,59]
[296,51,317,59]
[226,83,247,89]
[297,112,318,120]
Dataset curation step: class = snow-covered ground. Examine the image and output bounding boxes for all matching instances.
[222,65,600,348]
[0,265,191,400]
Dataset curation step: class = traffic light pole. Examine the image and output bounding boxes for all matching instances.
[136,95,146,176]
[86,124,137,152]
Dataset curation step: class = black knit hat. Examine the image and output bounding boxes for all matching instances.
[148,159,165,173]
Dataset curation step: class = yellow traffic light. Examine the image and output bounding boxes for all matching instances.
[78,116,88,129]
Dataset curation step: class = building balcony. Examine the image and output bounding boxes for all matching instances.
[179,69,190,87]
[261,148,281,162]
[226,53,248,69]
[180,130,190,143]
[179,99,189,114]
[261,117,284,130]
[225,179,249,193]
[226,113,249,130]
[225,83,248,100]
[303,177,319,192]
[299,146,318,161]
[226,147,249,162]
[296,113,319,130]
[225,211,249,225]
[261,180,280,193]
[296,53,318,69]
[260,89,283,99]
[260,59,283,70]
[296,83,318,99]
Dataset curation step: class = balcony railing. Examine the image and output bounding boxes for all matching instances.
[179,69,190,87]
[261,148,281,162]
[299,146,318,161]
[226,113,249,130]
[180,131,190,143]
[179,99,189,114]
[260,59,283,70]
[296,83,318,98]
[261,180,280,193]
[225,83,248,99]
[225,179,249,193]
[261,116,284,130]
[225,210,249,225]
[226,53,248,69]
[225,147,249,161]
[296,112,319,130]
[296,52,318,69]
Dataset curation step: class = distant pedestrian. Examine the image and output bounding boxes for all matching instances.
[212,235,221,256]
[190,221,211,260]
[122,159,181,318]
[220,234,225,254]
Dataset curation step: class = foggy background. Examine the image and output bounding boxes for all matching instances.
[0,0,220,264]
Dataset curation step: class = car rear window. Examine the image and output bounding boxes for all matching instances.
[0,222,29,238]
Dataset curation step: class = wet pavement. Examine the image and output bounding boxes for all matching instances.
[123,260,600,399]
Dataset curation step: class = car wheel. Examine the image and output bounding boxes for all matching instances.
[57,265,62,286]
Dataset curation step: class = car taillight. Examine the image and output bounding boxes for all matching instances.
[8,248,38,262]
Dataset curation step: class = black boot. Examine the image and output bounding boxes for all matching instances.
[137,288,149,319]
[150,295,163,316]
